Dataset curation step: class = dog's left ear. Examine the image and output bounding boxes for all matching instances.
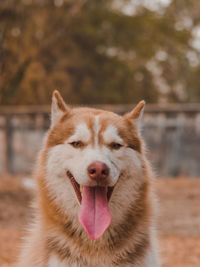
[124,100,145,134]
[51,90,70,127]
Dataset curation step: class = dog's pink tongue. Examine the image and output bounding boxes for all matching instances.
[79,186,111,240]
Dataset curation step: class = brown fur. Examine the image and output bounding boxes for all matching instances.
[17,92,158,267]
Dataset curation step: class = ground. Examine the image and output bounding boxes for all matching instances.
[0,176,200,267]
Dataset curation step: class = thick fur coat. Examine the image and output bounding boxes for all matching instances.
[17,91,160,267]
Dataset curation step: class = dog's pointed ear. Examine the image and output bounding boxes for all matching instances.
[51,90,70,127]
[124,100,145,133]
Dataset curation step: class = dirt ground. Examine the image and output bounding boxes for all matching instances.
[0,176,200,267]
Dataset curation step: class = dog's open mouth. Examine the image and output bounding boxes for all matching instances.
[66,170,114,204]
[66,170,114,240]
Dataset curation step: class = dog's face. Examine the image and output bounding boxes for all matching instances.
[43,91,145,239]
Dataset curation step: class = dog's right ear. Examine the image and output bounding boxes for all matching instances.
[123,100,145,134]
[51,90,70,127]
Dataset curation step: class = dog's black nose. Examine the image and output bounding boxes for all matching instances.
[87,161,109,181]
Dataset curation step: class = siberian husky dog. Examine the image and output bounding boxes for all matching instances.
[17,91,160,267]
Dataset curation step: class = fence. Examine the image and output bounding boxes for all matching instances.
[0,104,200,177]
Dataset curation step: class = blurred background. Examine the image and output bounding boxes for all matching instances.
[0,0,200,266]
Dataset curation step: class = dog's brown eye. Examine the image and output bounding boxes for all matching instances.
[109,143,122,150]
[70,141,83,148]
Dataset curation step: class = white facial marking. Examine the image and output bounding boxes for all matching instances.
[94,115,100,147]
[67,123,91,143]
[46,115,143,215]
[103,125,123,144]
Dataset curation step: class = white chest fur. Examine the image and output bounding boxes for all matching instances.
[48,254,64,267]
[48,254,77,267]
[47,249,159,267]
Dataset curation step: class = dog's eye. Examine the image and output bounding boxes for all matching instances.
[109,143,122,150]
[70,141,83,148]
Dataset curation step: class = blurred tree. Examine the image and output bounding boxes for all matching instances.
[0,0,200,105]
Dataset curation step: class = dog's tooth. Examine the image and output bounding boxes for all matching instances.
[80,186,82,194]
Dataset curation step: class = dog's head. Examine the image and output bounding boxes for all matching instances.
[43,91,146,240]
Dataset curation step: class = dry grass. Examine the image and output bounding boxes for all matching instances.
[0,175,200,266]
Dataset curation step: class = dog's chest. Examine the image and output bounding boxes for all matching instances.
[48,254,65,267]
[47,248,157,267]
[47,254,106,267]
[47,253,118,267]
[48,254,72,267]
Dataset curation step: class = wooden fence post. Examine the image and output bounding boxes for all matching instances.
[5,114,13,174]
